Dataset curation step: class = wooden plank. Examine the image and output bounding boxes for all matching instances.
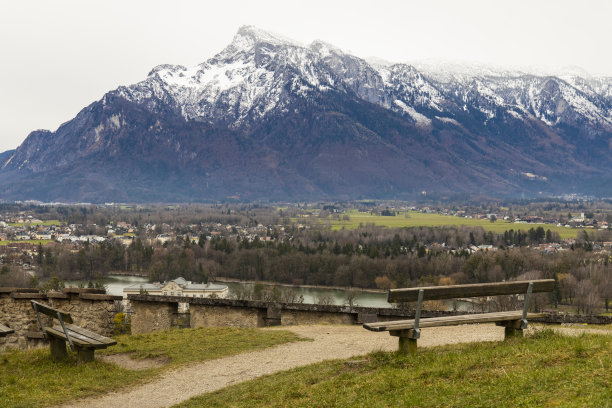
[366,311,525,330]
[30,300,73,324]
[387,279,555,303]
[365,311,520,331]
[45,327,92,347]
[363,311,546,332]
[46,327,115,349]
[63,323,116,345]
[0,323,14,336]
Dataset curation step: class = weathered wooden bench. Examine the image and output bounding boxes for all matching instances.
[363,279,554,355]
[0,323,14,337]
[31,300,116,363]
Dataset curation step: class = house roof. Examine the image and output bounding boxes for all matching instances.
[173,277,188,286]
[124,283,160,291]
[184,283,227,291]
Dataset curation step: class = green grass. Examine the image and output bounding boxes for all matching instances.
[0,240,53,246]
[316,211,581,239]
[175,330,612,408]
[0,327,302,408]
[0,348,149,408]
[101,326,305,365]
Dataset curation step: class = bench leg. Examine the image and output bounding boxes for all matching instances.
[504,327,523,339]
[76,347,95,363]
[49,337,68,361]
[398,337,418,355]
[496,320,524,339]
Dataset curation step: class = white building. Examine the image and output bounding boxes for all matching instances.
[123,277,228,299]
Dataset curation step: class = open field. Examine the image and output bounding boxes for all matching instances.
[8,220,62,227]
[307,211,585,239]
[0,239,53,246]
[176,329,612,408]
[0,327,302,408]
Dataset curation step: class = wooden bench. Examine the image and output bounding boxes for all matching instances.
[363,279,554,355]
[31,300,116,363]
[0,323,14,337]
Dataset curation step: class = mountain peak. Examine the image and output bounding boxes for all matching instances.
[309,40,343,58]
[232,25,299,49]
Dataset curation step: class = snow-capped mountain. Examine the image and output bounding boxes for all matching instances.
[1,26,611,202]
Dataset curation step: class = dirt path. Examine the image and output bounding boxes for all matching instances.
[57,324,606,408]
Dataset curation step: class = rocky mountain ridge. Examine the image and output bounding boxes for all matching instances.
[1,26,611,202]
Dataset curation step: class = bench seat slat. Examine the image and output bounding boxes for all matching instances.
[46,326,116,348]
[363,311,546,332]
[63,323,116,344]
[387,279,555,303]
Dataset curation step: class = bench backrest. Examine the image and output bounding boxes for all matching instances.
[31,300,76,350]
[31,300,73,323]
[388,279,555,303]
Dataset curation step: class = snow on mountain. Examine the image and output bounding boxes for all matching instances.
[114,26,612,135]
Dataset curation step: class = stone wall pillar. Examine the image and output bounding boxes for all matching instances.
[263,304,282,326]
[131,299,178,334]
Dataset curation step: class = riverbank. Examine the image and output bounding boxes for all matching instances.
[214,276,387,294]
[105,271,148,277]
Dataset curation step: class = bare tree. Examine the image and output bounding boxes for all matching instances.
[344,290,358,309]
[574,279,601,315]
[315,293,335,306]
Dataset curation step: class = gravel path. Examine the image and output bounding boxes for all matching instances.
[56,324,603,408]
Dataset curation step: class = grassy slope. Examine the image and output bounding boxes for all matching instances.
[176,330,612,408]
[314,211,582,239]
[0,327,302,408]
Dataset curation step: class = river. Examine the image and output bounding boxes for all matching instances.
[67,275,474,310]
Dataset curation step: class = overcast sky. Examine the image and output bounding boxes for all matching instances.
[1,0,610,152]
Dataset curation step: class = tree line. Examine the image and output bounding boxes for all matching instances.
[27,224,612,314]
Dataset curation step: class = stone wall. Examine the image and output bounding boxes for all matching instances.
[189,304,264,329]
[130,300,178,334]
[280,310,355,326]
[0,288,122,351]
[127,294,612,334]
[128,294,420,334]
